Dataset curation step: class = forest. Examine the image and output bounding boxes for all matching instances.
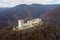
[0,22,60,40]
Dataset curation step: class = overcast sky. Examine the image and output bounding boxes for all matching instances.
[0,0,60,7]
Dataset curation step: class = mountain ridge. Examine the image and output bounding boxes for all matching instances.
[0,4,59,27]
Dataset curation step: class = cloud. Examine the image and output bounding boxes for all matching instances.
[55,0,60,4]
[0,0,22,7]
[21,0,57,4]
[0,0,60,7]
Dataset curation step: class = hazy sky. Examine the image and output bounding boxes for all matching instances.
[0,0,60,7]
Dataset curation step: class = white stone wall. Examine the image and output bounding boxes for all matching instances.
[24,18,41,27]
[14,18,42,30]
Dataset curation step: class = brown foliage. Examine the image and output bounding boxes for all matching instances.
[0,23,60,40]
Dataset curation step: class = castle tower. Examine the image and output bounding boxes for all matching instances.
[17,20,24,30]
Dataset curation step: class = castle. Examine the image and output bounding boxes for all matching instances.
[13,18,42,30]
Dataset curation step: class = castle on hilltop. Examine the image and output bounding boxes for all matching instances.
[13,18,42,30]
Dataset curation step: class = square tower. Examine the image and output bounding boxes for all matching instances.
[17,20,24,30]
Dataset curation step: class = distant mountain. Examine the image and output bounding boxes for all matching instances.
[41,6,60,27]
[0,4,59,27]
[8,4,59,19]
[0,8,9,10]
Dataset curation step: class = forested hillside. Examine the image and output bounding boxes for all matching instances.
[41,6,60,27]
[0,22,59,40]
